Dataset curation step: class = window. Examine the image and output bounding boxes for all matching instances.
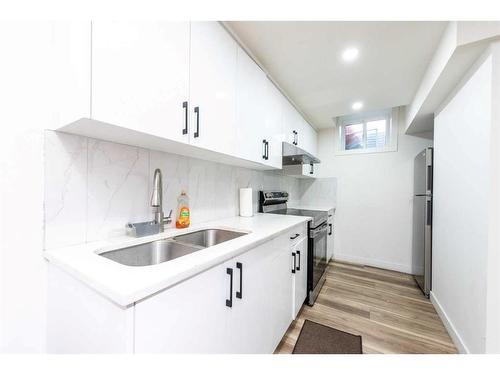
[336,108,397,155]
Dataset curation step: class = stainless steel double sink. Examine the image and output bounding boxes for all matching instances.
[99,229,247,267]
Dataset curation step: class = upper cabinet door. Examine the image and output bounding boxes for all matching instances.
[189,22,237,155]
[91,21,190,143]
[282,98,300,145]
[235,46,268,164]
[264,80,284,169]
[297,117,318,156]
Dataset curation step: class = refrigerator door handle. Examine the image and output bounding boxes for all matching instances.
[427,165,433,193]
[426,199,432,226]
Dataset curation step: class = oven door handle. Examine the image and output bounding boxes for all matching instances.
[309,222,328,238]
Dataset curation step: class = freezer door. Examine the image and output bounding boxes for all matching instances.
[412,195,432,297]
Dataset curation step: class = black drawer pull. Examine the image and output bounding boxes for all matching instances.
[182,101,188,135]
[292,252,296,274]
[236,262,243,299]
[262,139,267,160]
[329,223,332,235]
[226,267,233,307]
[290,233,300,240]
[194,106,200,138]
[265,141,269,160]
[296,250,301,271]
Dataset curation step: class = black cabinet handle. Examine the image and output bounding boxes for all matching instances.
[182,101,188,135]
[236,262,243,299]
[265,141,269,160]
[290,233,299,240]
[262,139,267,160]
[310,163,314,175]
[292,130,297,145]
[328,223,332,235]
[296,130,299,146]
[194,106,200,138]
[226,267,233,307]
[296,250,301,271]
[292,252,296,274]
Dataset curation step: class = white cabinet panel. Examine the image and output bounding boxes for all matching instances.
[269,232,295,346]
[227,232,295,353]
[282,98,300,145]
[264,80,284,169]
[235,46,268,164]
[298,118,318,156]
[189,22,237,155]
[292,237,308,318]
[92,21,190,143]
[227,239,280,353]
[134,262,232,353]
[47,264,133,354]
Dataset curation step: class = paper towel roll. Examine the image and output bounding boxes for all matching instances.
[239,188,253,217]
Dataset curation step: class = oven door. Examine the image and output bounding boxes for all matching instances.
[307,221,328,305]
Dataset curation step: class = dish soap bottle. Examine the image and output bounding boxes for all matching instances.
[175,190,190,229]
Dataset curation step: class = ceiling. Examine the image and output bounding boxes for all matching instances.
[225,21,448,129]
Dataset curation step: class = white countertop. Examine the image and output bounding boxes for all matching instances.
[44,214,310,307]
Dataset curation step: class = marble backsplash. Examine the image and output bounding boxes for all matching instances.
[43,130,303,249]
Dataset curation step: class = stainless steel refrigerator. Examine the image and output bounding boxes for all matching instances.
[412,147,433,297]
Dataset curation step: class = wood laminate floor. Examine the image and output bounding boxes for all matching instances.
[275,261,457,354]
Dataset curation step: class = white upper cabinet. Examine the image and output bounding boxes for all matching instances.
[263,79,284,169]
[281,96,318,156]
[189,22,237,155]
[282,98,299,145]
[67,21,316,169]
[91,21,191,143]
[235,46,268,164]
[297,117,318,156]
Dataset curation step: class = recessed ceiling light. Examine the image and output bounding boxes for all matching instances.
[352,101,363,110]
[341,47,359,62]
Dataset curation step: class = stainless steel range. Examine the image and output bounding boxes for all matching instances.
[259,191,328,306]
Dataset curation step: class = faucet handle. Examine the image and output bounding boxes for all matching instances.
[165,209,173,224]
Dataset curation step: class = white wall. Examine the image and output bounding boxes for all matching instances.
[432,44,500,354]
[0,23,49,353]
[316,109,433,273]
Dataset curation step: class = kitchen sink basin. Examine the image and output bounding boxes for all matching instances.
[173,229,247,248]
[99,240,202,267]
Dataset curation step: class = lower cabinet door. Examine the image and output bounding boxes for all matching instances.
[228,236,292,353]
[268,234,294,349]
[134,262,232,353]
[293,237,308,318]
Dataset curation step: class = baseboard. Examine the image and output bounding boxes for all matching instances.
[430,291,470,354]
[332,253,412,274]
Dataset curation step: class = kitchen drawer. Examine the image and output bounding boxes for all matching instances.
[288,223,307,245]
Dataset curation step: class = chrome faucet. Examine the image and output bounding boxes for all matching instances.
[151,168,172,231]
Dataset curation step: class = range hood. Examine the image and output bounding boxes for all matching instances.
[282,142,321,166]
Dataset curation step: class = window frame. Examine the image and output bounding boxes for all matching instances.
[335,108,398,155]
